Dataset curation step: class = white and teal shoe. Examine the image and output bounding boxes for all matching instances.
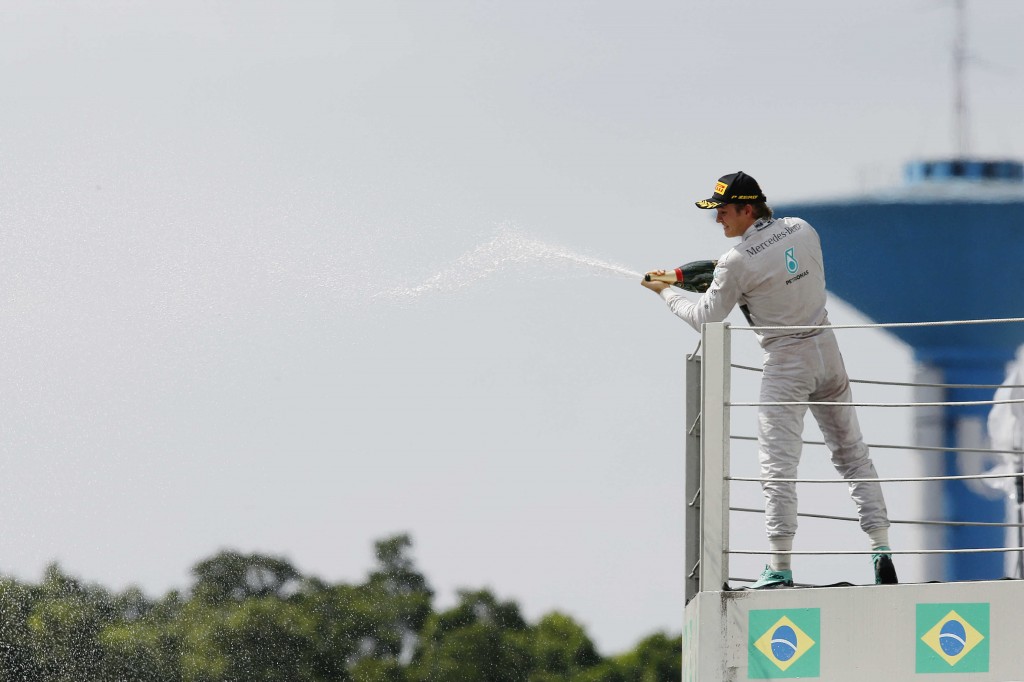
[751,565,794,589]
[873,547,898,585]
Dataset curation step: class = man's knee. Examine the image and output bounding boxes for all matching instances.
[830,443,870,473]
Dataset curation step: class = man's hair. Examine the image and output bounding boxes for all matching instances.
[742,201,773,219]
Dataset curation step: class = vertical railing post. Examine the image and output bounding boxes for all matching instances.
[684,351,702,603]
[699,322,731,592]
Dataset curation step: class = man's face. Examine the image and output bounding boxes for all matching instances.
[715,204,756,238]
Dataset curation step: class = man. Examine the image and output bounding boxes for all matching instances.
[642,171,897,588]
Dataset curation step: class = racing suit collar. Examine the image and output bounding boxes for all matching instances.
[741,217,775,240]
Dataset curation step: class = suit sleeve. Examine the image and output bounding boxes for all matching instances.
[658,257,742,332]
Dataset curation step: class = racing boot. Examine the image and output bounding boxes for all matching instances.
[751,565,794,589]
[873,546,898,585]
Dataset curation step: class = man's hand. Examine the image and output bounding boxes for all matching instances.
[641,271,671,294]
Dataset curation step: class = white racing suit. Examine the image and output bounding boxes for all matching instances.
[660,216,890,539]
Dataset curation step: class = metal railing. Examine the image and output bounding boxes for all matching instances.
[684,320,1024,602]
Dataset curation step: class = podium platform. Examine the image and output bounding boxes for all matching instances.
[683,579,1024,681]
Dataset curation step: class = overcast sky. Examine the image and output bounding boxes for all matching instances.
[1,0,1023,654]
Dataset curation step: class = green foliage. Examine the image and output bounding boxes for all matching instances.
[179,597,319,682]
[608,632,683,682]
[409,590,533,682]
[0,535,681,682]
[99,618,182,682]
[28,564,114,682]
[531,612,602,677]
[0,577,40,680]
[191,551,301,605]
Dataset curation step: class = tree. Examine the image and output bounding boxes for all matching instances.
[409,590,532,682]
[0,536,682,682]
[190,551,301,605]
[99,619,180,682]
[530,612,601,680]
[356,534,434,663]
[350,658,407,682]
[179,597,320,682]
[609,632,682,682]
[26,564,113,682]
[98,591,183,682]
[0,577,41,681]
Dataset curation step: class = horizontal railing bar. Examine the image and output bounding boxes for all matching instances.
[729,506,1024,528]
[730,547,1024,556]
[734,316,1024,332]
[728,472,1018,483]
[731,398,1024,408]
[730,362,1024,390]
[730,433,1024,456]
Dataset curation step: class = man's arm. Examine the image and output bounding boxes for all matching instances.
[642,259,742,333]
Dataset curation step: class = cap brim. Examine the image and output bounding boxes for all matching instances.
[695,198,723,209]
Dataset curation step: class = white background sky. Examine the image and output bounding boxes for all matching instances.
[1,0,1023,655]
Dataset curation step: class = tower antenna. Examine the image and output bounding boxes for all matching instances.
[953,0,968,157]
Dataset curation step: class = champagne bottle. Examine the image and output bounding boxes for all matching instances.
[644,260,717,293]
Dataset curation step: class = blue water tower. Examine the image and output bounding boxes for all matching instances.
[776,158,1024,581]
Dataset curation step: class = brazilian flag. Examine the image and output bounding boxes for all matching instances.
[748,608,820,679]
[916,603,989,674]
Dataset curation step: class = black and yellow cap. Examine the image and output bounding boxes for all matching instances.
[695,171,766,209]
